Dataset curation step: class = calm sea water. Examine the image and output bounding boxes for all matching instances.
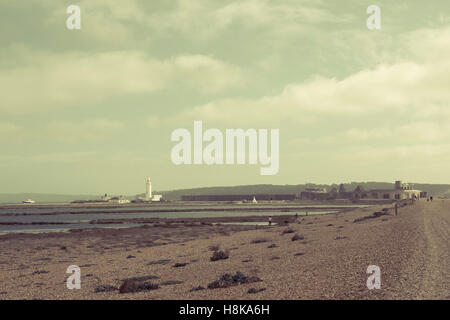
[0,204,364,235]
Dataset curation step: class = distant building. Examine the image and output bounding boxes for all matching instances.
[354,181,422,200]
[301,180,424,201]
[108,196,130,204]
[181,194,296,201]
[145,178,152,201]
[152,194,163,202]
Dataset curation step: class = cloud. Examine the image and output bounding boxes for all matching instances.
[0,151,97,165]
[0,48,243,115]
[161,25,450,127]
[0,122,22,134]
[146,0,354,39]
[45,119,125,143]
[167,60,449,126]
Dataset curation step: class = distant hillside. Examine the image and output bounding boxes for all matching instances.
[160,182,450,200]
[1,182,448,203]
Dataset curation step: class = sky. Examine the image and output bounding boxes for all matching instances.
[0,0,449,195]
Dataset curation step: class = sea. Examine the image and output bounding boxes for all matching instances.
[0,204,367,235]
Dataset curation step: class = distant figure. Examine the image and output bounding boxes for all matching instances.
[430,196,433,202]
[306,211,308,216]
[295,213,298,221]
[268,216,272,226]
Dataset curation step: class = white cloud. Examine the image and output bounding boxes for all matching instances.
[149,0,354,39]
[45,119,125,143]
[0,48,243,115]
[167,58,449,126]
[0,122,22,134]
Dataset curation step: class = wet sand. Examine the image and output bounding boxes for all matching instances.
[0,200,448,300]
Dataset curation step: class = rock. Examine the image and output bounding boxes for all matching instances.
[210,250,229,262]
[119,279,140,293]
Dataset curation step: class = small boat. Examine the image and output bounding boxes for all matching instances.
[22,199,36,204]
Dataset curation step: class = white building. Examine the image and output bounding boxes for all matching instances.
[145,177,152,201]
[108,196,130,204]
[152,194,163,202]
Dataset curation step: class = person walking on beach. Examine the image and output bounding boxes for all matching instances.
[268,216,272,226]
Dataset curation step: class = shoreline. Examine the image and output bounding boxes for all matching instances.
[0,199,447,299]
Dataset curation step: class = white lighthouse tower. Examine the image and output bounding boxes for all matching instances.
[145,177,152,201]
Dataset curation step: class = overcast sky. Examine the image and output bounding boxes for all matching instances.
[0,0,449,195]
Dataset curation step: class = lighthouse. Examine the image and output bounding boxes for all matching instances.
[145,177,152,201]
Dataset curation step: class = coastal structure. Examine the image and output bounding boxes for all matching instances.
[145,178,152,201]
[181,180,425,202]
[181,194,296,201]
[300,180,425,201]
[353,181,423,200]
[135,177,162,202]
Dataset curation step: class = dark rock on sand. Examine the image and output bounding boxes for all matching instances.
[160,280,184,286]
[173,262,188,267]
[210,250,229,262]
[189,285,205,292]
